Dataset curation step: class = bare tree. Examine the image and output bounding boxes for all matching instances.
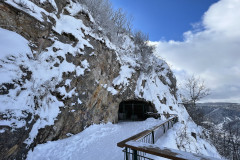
[77,0,155,71]
[112,8,127,35]
[125,15,133,35]
[183,75,210,106]
[132,30,155,72]
[78,0,135,44]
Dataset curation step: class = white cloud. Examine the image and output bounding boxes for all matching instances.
[203,0,240,37]
[153,0,240,103]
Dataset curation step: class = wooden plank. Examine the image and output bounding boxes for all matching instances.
[125,141,221,160]
[117,130,152,148]
[151,116,176,131]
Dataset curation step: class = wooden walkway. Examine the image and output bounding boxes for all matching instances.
[117,114,220,160]
[125,141,220,160]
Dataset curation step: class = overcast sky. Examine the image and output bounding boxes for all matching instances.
[112,0,240,103]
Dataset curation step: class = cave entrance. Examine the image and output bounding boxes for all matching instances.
[118,100,156,121]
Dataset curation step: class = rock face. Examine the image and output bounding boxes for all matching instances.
[0,2,52,53]
[0,1,180,159]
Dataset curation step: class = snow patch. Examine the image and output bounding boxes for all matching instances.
[77,98,82,104]
[113,65,135,86]
[58,87,76,99]
[5,0,57,22]
[76,60,90,76]
[107,86,118,95]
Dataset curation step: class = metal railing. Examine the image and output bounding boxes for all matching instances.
[124,147,154,160]
[117,114,178,160]
[123,141,220,160]
[117,114,220,160]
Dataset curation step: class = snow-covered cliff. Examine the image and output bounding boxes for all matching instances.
[0,0,221,159]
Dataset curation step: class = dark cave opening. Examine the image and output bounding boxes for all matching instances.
[118,100,157,121]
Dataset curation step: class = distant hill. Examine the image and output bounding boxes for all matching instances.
[186,102,240,159]
[195,103,240,130]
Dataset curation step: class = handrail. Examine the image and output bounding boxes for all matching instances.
[117,114,178,148]
[117,114,221,160]
[125,141,220,160]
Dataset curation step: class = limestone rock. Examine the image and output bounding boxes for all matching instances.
[0,1,178,159]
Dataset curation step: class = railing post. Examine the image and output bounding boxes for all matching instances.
[133,149,138,160]
[152,131,155,144]
[125,147,129,160]
[118,114,181,160]
[163,124,166,133]
[175,116,178,123]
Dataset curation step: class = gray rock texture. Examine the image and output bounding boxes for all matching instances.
[0,1,178,159]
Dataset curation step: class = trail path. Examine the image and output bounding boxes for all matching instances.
[27,118,166,160]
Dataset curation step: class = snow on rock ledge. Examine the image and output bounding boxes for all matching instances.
[0,0,221,159]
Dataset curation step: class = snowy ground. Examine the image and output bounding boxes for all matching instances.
[27,118,222,160]
[0,2,221,160]
[155,123,221,159]
[27,118,170,160]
